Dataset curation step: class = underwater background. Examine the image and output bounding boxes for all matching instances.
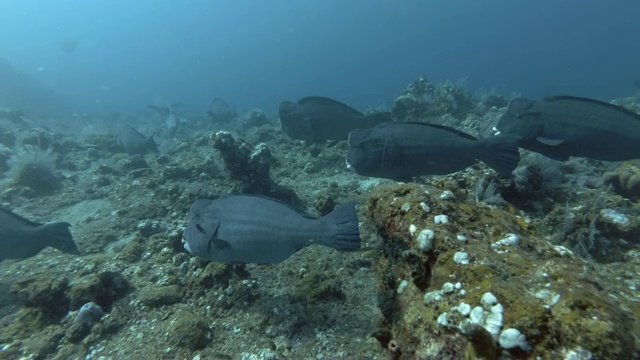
[0,1,640,359]
[1,0,639,115]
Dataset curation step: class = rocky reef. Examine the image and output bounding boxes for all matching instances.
[366,183,639,359]
[0,77,639,359]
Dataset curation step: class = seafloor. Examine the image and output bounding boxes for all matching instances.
[0,76,639,359]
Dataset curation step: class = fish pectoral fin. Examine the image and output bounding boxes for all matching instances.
[210,238,231,249]
[537,137,565,146]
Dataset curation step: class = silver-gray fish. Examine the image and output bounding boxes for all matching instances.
[346,122,520,180]
[495,95,640,161]
[207,98,238,124]
[279,96,392,141]
[183,194,361,264]
[116,125,158,154]
[0,207,79,261]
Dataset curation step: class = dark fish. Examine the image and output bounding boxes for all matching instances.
[183,194,361,264]
[346,122,520,180]
[495,96,640,161]
[0,207,79,261]
[0,109,27,126]
[59,39,78,54]
[116,125,158,154]
[207,98,238,124]
[148,104,171,119]
[279,96,392,141]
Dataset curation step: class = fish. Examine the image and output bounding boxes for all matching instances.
[183,194,361,264]
[0,207,80,261]
[495,95,640,161]
[148,104,171,119]
[115,125,158,154]
[59,39,78,54]
[346,122,520,180]
[148,104,178,130]
[207,98,238,124]
[278,96,393,141]
[0,109,27,126]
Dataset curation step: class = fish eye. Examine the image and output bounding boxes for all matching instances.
[196,224,206,234]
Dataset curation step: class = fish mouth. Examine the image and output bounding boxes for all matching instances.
[492,126,501,136]
[345,157,353,170]
[183,238,192,253]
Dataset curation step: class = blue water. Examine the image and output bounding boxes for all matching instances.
[0,0,638,116]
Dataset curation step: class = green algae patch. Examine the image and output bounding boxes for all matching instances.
[116,235,146,263]
[167,310,211,350]
[291,272,345,302]
[139,285,185,307]
[68,272,131,310]
[365,183,640,359]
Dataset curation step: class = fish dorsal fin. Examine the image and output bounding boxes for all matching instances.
[221,194,317,219]
[537,137,565,146]
[544,95,640,120]
[0,206,42,227]
[298,96,363,117]
[396,122,477,140]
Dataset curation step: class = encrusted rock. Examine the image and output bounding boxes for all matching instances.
[167,310,211,350]
[139,285,185,307]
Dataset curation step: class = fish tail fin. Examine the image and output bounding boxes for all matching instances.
[481,135,521,177]
[321,202,362,251]
[39,222,80,255]
[147,136,159,152]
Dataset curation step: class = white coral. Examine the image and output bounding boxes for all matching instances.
[5,145,58,189]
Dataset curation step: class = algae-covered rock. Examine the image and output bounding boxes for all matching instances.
[10,276,69,311]
[68,271,130,310]
[366,183,639,359]
[116,235,146,263]
[21,324,65,358]
[139,285,185,307]
[291,272,345,302]
[603,163,640,201]
[119,154,149,171]
[167,310,211,350]
[188,262,234,289]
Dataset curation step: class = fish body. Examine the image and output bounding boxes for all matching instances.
[346,122,520,180]
[0,207,79,261]
[207,98,237,124]
[496,96,640,161]
[279,96,392,141]
[116,125,158,154]
[183,194,361,264]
